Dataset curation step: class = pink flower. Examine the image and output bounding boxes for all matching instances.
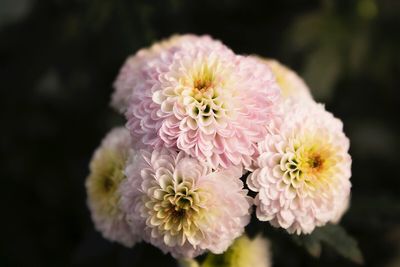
[247,100,352,234]
[124,34,281,169]
[120,147,251,258]
[85,127,141,247]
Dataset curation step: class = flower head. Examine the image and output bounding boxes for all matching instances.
[120,147,251,258]
[247,100,352,234]
[124,34,281,169]
[85,127,140,246]
[202,234,272,267]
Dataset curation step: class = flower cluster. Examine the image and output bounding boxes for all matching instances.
[85,34,352,261]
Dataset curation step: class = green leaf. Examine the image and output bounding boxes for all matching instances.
[295,224,364,264]
[293,234,322,258]
[314,224,364,264]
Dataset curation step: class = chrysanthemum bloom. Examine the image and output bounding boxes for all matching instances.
[247,100,352,234]
[254,57,312,101]
[202,234,272,267]
[120,147,251,258]
[124,34,281,169]
[85,127,140,246]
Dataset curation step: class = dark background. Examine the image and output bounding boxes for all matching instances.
[1,0,399,266]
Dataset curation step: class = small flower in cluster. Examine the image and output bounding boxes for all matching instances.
[120,147,251,258]
[201,234,272,267]
[247,100,352,234]
[85,127,140,246]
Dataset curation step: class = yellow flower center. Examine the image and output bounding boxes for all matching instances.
[103,176,115,192]
[282,140,337,192]
[175,59,234,127]
[193,77,212,92]
[147,177,208,244]
[191,65,215,100]
[87,149,126,216]
[302,152,325,173]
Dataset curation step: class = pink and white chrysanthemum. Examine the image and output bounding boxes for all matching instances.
[120,147,251,258]
[124,34,281,169]
[247,100,352,234]
[85,127,140,246]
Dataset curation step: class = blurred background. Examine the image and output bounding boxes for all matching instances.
[1,0,399,266]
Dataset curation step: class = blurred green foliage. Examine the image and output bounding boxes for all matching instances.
[1,0,399,266]
[293,224,364,264]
